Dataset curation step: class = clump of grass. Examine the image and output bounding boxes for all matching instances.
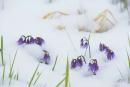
[0,36,4,65]
[52,55,58,71]
[28,63,42,87]
[56,58,69,87]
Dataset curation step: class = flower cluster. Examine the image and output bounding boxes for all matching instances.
[18,35,50,64]
[99,43,115,60]
[88,59,99,75]
[18,35,44,46]
[80,37,89,48]
[71,55,85,69]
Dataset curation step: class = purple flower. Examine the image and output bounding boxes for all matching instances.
[99,43,106,51]
[80,37,89,48]
[35,37,45,46]
[88,59,99,75]
[26,36,35,44]
[71,59,77,69]
[40,50,50,64]
[107,50,115,60]
[18,35,26,45]
[71,55,86,69]
[77,57,83,67]
[99,43,115,60]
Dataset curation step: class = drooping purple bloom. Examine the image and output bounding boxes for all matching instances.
[26,36,35,44]
[99,43,115,60]
[88,59,99,75]
[71,55,86,69]
[107,50,115,60]
[99,43,106,51]
[18,35,26,45]
[77,57,83,67]
[80,37,89,48]
[40,50,50,64]
[35,37,45,46]
[71,59,77,69]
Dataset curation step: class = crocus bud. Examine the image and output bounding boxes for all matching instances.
[80,37,89,48]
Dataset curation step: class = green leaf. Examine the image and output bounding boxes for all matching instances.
[65,58,69,87]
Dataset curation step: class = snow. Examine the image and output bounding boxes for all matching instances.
[0,0,130,87]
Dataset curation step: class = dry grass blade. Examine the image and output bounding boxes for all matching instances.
[43,11,68,19]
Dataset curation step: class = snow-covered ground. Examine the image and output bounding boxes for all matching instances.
[0,0,130,87]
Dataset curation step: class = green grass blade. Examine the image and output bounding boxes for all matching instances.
[2,64,5,83]
[56,77,65,87]
[28,64,40,87]
[9,49,18,78]
[127,51,130,68]
[52,55,58,71]
[9,71,14,86]
[1,36,4,65]
[16,73,19,80]
[33,72,42,85]
[128,35,130,46]
[65,58,69,87]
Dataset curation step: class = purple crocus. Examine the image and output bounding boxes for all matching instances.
[71,59,77,69]
[77,57,83,67]
[18,35,26,45]
[40,50,50,64]
[99,43,106,51]
[107,50,115,60]
[25,36,35,44]
[34,37,45,46]
[71,55,86,69]
[80,37,89,48]
[88,59,99,75]
[99,43,115,60]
